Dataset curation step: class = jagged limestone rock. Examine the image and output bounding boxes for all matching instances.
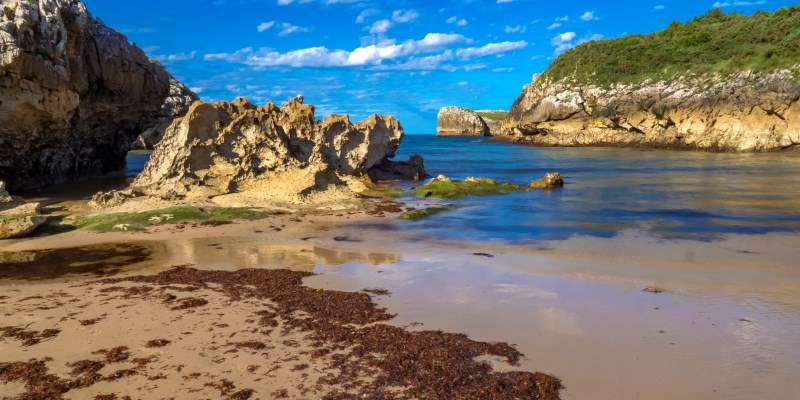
[437,106,489,137]
[0,183,45,239]
[107,97,423,207]
[132,76,200,150]
[500,69,800,152]
[0,0,170,191]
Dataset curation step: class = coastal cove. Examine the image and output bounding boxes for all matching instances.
[2,136,800,399]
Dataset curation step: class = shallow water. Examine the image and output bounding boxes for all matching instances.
[393,136,800,242]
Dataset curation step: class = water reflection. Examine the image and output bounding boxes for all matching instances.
[0,242,153,281]
[162,236,401,272]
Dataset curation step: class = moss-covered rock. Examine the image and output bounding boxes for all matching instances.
[413,176,526,198]
[399,206,457,220]
[71,206,271,232]
[529,172,564,189]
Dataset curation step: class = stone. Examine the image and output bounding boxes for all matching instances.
[112,97,421,206]
[0,0,170,191]
[465,177,499,185]
[501,68,800,152]
[131,76,200,150]
[0,201,46,239]
[437,106,489,137]
[368,154,427,182]
[529,172,564,189]
[0,181,24,211]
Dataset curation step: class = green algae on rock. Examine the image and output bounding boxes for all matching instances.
[413,176,526,198]
[71,206,271,232]
[399,206,457,220]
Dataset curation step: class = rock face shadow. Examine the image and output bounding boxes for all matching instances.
[0,243,153,282]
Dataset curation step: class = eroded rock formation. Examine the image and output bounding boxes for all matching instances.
[0,0,170,191]
[132,76,200,150]
[437,106,489,137]
[500,70,800,151]
[104,97,424,207]
[0,181,45,239]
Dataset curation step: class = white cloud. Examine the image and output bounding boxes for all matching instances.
[455,41,528,59]
[257,21,275,32]
[278,23,310,36]
[153,51,197,62]
[504,25,526,33]
[204,33,468,69]
[392,9,419,23]
[712,1,765,7]
[446,16,468,26]
[555,16,569,22]
[497,0,514,3]
[356,9,379,24]
[369,19,392,34]
[547,22,562,30]
[578,33,604,44]
[551,32,576,46]
[653,5,665,11]
[580,11,598,21]
[492,67,514,72]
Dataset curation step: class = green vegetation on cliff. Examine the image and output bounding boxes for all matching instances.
[541,6,800,85]
[475,111,509,121]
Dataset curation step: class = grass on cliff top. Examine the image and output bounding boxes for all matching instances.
[413,178,526,199]
[399,206,458,220]
[541,6,800,86]
[72,206,271,232]
[475,111,509,121]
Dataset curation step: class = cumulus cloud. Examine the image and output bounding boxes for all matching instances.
[551,32,576,46]
[257,21,309,36]
[547,22,562,30]
[369,19,392,34]
[356,9,379,24]
[455,41,528,59]
[204,33,468,69]
[504,25,526,33]
[152,51,197,62]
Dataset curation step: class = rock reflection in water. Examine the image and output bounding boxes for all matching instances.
[163,237,401,272]
[0,242,152,281]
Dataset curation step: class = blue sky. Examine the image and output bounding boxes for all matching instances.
[84,0,789,133]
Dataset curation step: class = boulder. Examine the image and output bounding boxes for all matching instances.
[529,172,564,189]
[112,97,423,206]
[0,186,46,239]
[437,106,489,136]
[0,0,170,191]
[131,76,200,150]
[368,154,427,182]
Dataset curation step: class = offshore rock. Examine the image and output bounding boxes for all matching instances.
[529,172,564,189]
[437,106,489,137]
[501,69,800,152]
[0,0,170,191]
[368,154,427,182]
[132,76,200,150]
[119,97,421,206]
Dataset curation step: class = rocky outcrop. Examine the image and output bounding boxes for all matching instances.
[100,96,424,207]
[0,0,170,191]
[529,172,564,189]
[132,76,200,150]
[0,181,45,239]
[437,106,489,137]
[500,69,800,152]
[368,154,427,182]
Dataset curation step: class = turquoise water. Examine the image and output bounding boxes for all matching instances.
[125,137,800,242]
[391,136,800,242]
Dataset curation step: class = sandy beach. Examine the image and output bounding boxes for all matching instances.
[2,200,800,399]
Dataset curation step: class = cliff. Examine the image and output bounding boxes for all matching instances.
[0,0,170,191]
[501,70,800,151]
[132,75,200,150]
[95,96,425,207]
[500,8,800,152]
[437,106,489,136]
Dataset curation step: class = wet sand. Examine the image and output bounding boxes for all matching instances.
[2,208,800,399]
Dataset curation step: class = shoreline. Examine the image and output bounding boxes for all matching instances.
[2,200,800,399]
